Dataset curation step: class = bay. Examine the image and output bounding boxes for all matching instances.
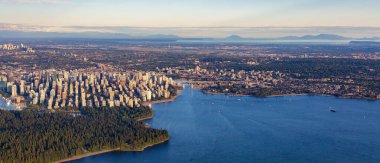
[71,86,380,163]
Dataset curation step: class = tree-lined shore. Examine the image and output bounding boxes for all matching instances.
[0,106,169,163]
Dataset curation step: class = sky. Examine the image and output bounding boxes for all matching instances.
[0,0,380,37]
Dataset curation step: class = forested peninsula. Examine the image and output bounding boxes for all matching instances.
[0,107,169,163]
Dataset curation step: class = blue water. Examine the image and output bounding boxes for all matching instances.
[72,86,380,163]
[0,97,16,110]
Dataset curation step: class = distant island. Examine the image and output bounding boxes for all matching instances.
[350,41,380,45]
[224,35,246,40]
[221,34,352,41]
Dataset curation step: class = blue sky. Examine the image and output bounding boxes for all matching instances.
[0,0,379,27]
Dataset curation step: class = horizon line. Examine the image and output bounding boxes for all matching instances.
[2,22,380,29]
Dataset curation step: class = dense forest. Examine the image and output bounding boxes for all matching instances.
[0,107,169,163]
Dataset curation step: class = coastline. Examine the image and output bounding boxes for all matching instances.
[55,138,170,163]
[136,115,153,121]
[54,149,120,163]
[266,94,309,97]
[126,137,170,152]
[202,90,379,101]
[202,90,250,97]
[55,88,182,163]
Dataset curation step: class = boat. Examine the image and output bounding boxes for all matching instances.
[329,106,336,112]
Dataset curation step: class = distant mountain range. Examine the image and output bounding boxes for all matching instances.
[1,29,380,42]
[223,34,354,40]
[225,35,244,40]
[279,34,349,40]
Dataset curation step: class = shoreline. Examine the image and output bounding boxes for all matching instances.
[55,88,182,163]
[266,93,309,97]
[55,138,170,163]
[202,90,250,97]
[136,115,153,121]
[54,149,120,163]
[202,90,379,101]
[128,137,169,152]
[186,79,380,101]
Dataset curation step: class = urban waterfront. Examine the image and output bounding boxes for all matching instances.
[72,86,380,163]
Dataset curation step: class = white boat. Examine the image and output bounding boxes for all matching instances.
[6,99,11,106]
[329,107,337,112]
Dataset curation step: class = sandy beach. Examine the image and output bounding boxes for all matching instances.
[136,115,153,121]
[54,149,119,163]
